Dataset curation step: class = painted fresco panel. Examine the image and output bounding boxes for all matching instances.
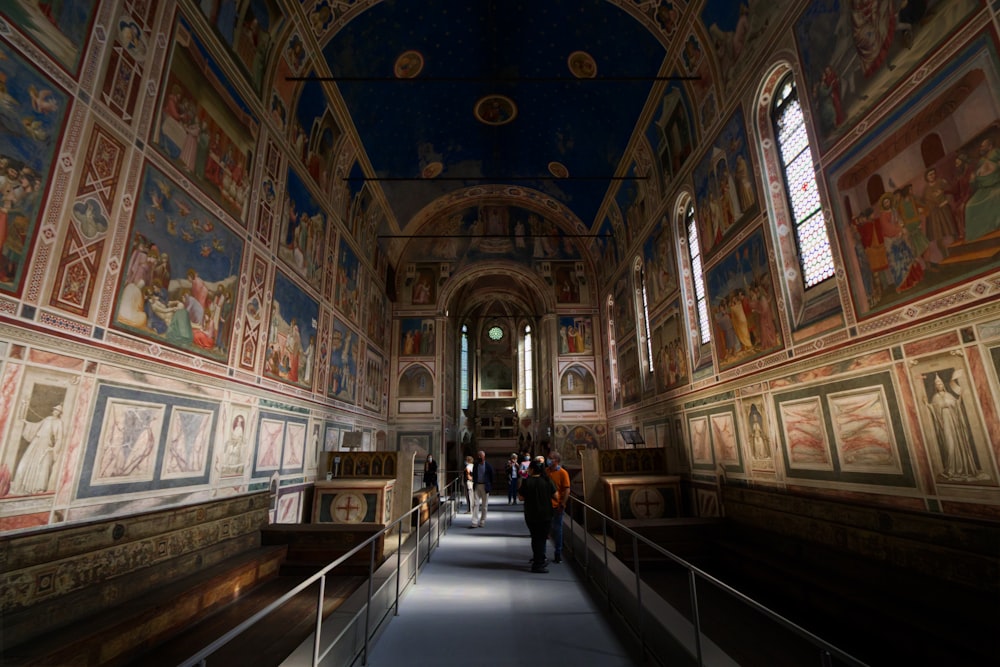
[113,162,243,363]
[743,397,775,471]
[276,490,301,523]
[0,41,71,297]
[705,227,783,371]
[688,415,713,466]
[218,405,251,478]
[700,0,785,95]
[560,365,596,396]
[827,387,901,473]
[363,347,385,412]
[829,36,1000,318]
[794,0,980,152]
[652,301,688,393]
[552,262,583,304]
[279,168,327,292]
[78,384,218,498]
[161,407,213,480]
[0,367,75,498]
[643,218,679,309]
[400,318,435,357]
[692,105,760,258]
[774,372,917,485]
[264,271,319,391]
[710,412,741,468]
[254,416,284,473]
[557,316,593,356]
[0,1,96,73]
[196,0,283,93]
[778,396,833,471]
[910,354,997,486]
[336,240,361,326]
[328,318,360,404]
[410,265,436,305]
[154,14,258,221]
[646,80,696,187]
[282,420,305,473]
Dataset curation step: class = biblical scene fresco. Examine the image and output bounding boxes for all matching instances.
[794,0,979,152]
[399,318,435,357]
[328,318,360,404]
[113,163,243,363]
[264,271,318,391]
[643,217,679,309]
[700,0,784,95]
[279,167,327,292]
[154,15,258,222]
[651,301,687,393]
[0,41,70,297]
[291,77,342,194]
[552,262,583,304]
[557,316,593,356]
[692,105,760,259]
[705,227,783,371]
[336,240,361,326]
[196,0,283,93]
[830,37,1000,318]
[78,384,218,498]
[398,365,434,398]
[559,365,596,395]
[0,0,95,73]
[409,265,436,306]
[407,204,583,268]
[646,79,696,188]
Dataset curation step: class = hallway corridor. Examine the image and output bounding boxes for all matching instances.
[361,498,641,667]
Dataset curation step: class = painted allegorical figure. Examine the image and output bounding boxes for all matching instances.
[926,371,988,482]
[10,404,64,495]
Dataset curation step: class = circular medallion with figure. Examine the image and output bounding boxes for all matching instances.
[394,50,424,78]
[567,51,597,79]
[474,95,517,126]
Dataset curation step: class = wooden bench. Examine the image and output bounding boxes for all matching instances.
[0,493,278,666]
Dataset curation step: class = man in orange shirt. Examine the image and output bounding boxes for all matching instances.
[547,451,571,563]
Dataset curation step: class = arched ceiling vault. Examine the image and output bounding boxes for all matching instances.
[299,0,675,263]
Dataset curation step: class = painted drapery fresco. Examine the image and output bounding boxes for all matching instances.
[830,36,1000,318]
[113,162,243,363]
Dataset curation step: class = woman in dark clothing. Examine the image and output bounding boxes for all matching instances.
[518,459,557,573]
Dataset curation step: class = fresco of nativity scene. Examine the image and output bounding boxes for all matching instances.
[113,163,243,363]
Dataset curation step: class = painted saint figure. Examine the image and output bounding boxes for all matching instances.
[926,371,985,482]
[11,404,64,495]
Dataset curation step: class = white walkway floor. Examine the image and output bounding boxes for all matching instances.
[363,497,641,666]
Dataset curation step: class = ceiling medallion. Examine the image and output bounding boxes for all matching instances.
[394,50,424,78]
[548,161,569,178]
[567,51,597,79]
[474,95,517,126]
[421,161,443,178]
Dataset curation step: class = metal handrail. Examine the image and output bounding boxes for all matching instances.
[181,478,460,667]
[566,496,869,667]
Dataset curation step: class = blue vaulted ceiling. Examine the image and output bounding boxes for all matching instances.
[321,0,668,232]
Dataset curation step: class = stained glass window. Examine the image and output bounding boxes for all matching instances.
[460,325,469,410]
[523,325,533,410]
[686,204,711,344]
[772,75,835,288]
